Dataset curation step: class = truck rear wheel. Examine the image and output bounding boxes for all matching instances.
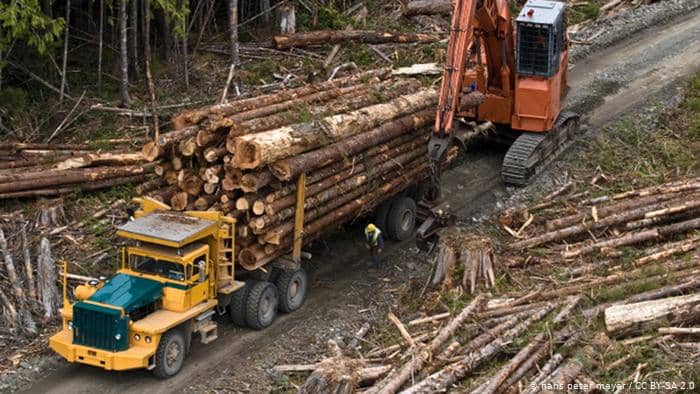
[375,201,392,234]
[386,197,417,241]
[246,281,279,330]
[229,281,253,327]
[153,329,186,379]
[275,268,308,313]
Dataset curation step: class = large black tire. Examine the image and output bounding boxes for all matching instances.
[153,329,186,379]
[386,197,417,241]
[245,281,279,330]
[228,281,253,326]
[275,268,308,313]
[374,201,392,235]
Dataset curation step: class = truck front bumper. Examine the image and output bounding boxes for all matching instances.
[49,329,154,371]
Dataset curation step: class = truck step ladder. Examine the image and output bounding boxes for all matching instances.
[194,310,218,344]
[217,222,236,289]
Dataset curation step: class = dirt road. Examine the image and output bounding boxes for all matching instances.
[19,8,700,394]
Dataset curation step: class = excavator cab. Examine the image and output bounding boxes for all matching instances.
[511,0,569,133]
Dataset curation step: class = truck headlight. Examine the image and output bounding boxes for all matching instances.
[134,334,141,341]
[115,333,122,340]
[68,321,73,330]
[145,336,151,343]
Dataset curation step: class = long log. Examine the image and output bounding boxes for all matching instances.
[265,131,425,203]
[403,0,453,16]
[55,152,145,169]
[401,304,556,394]
[265,144,425,216]
[238,162,429,270]
[0,174,147,199]
[254,150,425,236]
[545,190,697,231]
[232,89,437,169]
[0,165,149,193]
[510,197,700,249]
[477,297,580,394]
[563,216,700,258]
[171,68,391,128]
[273,30,440,50]
[604,293,700,338]
[370,296,484,394]
[226,79,420,138]
[270,92,483,181]
[215,83,369,136]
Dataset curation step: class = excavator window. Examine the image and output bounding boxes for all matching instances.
[515,0,566,77]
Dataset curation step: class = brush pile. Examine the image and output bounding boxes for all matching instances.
[430,229,498,293]
[140,69,482,271]
[0,142,151,200]
[502,177,700,264]
[0,225,60,339]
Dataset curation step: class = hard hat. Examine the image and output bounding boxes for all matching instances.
[366,223,376,232]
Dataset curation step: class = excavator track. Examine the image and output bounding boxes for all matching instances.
[501,111,580,186]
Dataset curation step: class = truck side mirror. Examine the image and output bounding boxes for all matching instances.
[197,260,206,283]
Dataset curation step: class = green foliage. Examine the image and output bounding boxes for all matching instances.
[298,3,353,31]
[0,87,27,114]
[568,2,601,25]
[152,0,189,37]
[0,0,64,54]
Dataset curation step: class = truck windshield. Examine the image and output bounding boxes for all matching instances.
[130,254,185,281]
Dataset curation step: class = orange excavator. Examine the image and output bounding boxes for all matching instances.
[428,0,579,191]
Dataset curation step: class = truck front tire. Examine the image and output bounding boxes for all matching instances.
[386,197,417,241]
[275,268,308,313]
[153,329,186,379]
[246,281,279,330]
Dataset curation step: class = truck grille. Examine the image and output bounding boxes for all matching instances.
[73,302,129,352]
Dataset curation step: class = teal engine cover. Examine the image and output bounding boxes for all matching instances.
[72,273,163,352]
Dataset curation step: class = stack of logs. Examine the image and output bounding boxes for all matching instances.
[0,142,153,199]
[503,177,700,263]
[141,69,483,271]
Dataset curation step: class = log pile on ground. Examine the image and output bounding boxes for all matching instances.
[0,142,153,199]
[272,30,440,50]
[503,178,700,264]
[141,69,483,271]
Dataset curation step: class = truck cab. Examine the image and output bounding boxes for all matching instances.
[49,198,308,378]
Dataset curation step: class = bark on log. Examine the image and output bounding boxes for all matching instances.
[604,293,700,338]
[477,297,579,394]
[232,89,437,169]
[37,238,60,322]
[172,68,391,128]
[401,304,556,394]
[270,91,482,180]
[55,152,145,169]
[0,165,150,193]
[273,30,440,50]
[0,175,147,199]
[370,295,484,394]
[217,83,369,137]
[545,191,695,231]
[563,216,700,258]
[403,0,453,16]
[510,197,700,249]
[239,162,429,270]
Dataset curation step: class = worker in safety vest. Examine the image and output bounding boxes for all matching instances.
[364,223,384,268]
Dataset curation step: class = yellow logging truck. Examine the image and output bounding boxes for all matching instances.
[49,197,309,378]
[49,166,439,378]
